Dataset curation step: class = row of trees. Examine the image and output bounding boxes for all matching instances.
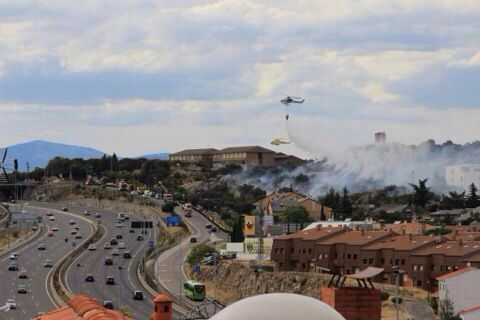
[410,179,480,209]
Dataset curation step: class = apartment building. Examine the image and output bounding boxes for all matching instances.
[169,148,218,168]
[212,146,276,168]
[270,228,480,291]
[445,163,480,191]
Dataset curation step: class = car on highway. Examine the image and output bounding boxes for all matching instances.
[124,214,130,220]
[6,299,16,309]
[38,244,46,250]
[46,211,53,216]
[103,301,113,309]
[73,226,80,231]
[18,270,27,279]
[104,257,113,265]
[17,285,27,294]
[48,231,54,237]
[70,229,77,235]
[211,226,218,233]
[115,222,124,228]
[85,274,95,282]
[205,223,212,229]
[62,207,68,212]
[104,243,111,249]
[69,219,76,225]
[9,254,17,260]
[49,216,56,221]
[190,237,197,243]
[52,226,59,231]
[137,235,144,241]
[118,243,126,249]
[106,276,115,285]
[115,234,123,239]
[72,241,76,246]
[8,263,18,271]
[95,213,101,218]
[44,259,53,268]
[32,225,38,231]
[84,210,90,216]
[110,238,118,245]
[88,244,96,251]
[129,228,135,233]
[123,251,131,259]
[112,249,120,256]
[132,290,144,300]
[75,233,82,239]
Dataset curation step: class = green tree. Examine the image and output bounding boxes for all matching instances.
[410,179,434,208]
[280,205,312,224]
[439,298,461,320]
[466,183,480,208]
[322,187,342,214]
[341,186,353,217]
[187,244,216,266]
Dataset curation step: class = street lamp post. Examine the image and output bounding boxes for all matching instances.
[392,265,405,320]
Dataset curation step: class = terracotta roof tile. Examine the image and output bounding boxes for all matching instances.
[317,230,393,245]
[364,235,436,251]
[412,241,480,257]
[276,227,345,240]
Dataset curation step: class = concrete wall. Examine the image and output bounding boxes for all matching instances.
[439,269,480,313]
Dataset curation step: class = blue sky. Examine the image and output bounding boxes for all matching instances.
[0,0,479,157]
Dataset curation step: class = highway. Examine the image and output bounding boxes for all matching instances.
[154,203,228,311]
[64,207,157,319]
[0,205,93,319]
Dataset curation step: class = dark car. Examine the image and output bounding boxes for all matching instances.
[17,285,27,294]
[8,263,18,271]
[37,244,46,250]
[137,235,144,241]
[104,257,113,265]
[95,213,101,218]
[211,226,218,233]
[62,207,68,212]
[115,234,123,240]
[133,290,144,300]
[123,251,131,259]
[190,237,197,243]
[85,274,95,282]
[106,276,115,285]
[103,301,114,309]
[129,229,135,233]
[110,238,118,245]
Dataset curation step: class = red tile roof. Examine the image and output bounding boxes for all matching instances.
[363,235,436,251]
[412,241,480,257]
[317,230,393,245]
[276,227,345,240]
[33,295,132,320]
[435,266,478,281]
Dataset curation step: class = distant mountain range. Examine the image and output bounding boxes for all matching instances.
[1,140,169,171]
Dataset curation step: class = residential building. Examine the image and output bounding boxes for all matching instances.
[273,152,307,167]
[384,221,435,235]
[212,146,276,168]
[445,164,480,191]
[436,267,480,314]
[169,148,218,168]
[430,208,478,223]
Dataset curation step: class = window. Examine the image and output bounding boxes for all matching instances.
[279,262,284,267]
[412,265,418,271]
[334,253,338,259]
[163,305,170,313]
[353,254,357,260]
[290,248,294,253]
[274,249,279,254]
[302,249,307,254]
[369,258,374,264]
[431,265,435,271]
[318,254,322,259]
[308,249,312,254]
[401,259,405,265]
[454,265,458,270]
[395,259,400,265]
[419,265,424,271]
[416,280,423,287]
[280,248,284,254]
[347,254,351,259]
[324,253,328,259]
[381,258,385,264]
[363,259,368,264]
[446,266,452,271]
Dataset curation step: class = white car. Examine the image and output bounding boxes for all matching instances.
[6,299,16,309]
[112,249,120,256]
[8,254,17,260]
[118,243,126,249]
[46,211,53,216]
[88,244,97,251]
[115,222,124,228]
[84,210,90,216]
[52,226,59,232]
[103,243,111,250]
[48,216,55,221]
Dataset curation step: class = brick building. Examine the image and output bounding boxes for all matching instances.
[212,146,276,168]
[169,148,218,168]
[271,227,480,291]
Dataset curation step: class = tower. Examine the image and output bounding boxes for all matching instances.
[374,132,386,144]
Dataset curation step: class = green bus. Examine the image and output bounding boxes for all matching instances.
[183,280,206,301]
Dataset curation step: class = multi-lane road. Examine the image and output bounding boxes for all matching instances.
[0,205,93,319]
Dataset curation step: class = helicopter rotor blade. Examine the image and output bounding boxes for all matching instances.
[1,148,7,164]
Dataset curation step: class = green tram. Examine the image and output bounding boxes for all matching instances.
[184,280,206,301]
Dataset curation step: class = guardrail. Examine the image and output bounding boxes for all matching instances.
[47,215,105,307]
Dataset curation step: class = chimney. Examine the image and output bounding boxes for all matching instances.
[409,233,412,241]
[402,228,406,236]
[361,228,365,236]
[355,225,360,231]
[316,224,322,231]
[152,294,173,320]
[454,229,459,240]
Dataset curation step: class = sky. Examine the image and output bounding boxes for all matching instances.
[1,0,480,158]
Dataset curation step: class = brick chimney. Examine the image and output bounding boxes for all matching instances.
[361,228,365,236]
[402,228,406,236]
[454,229,459,240]
[409,233,412,241]
[152,294,173,320]
[316,224,322,231]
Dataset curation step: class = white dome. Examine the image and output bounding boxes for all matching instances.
[210,293,345,320]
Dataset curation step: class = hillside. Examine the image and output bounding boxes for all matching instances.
[2,140,107,171]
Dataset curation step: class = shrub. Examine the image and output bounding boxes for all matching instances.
[380,291,390,301]
[187,244,216,266]
[161,202,176,213]
[391,297,403,304]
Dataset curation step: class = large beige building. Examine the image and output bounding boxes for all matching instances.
[212,146,276,168]
[169,148,218,168]
[445,164,480,190]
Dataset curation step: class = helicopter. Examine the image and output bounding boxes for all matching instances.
[271,138,291,146]
[280,96,305,105]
